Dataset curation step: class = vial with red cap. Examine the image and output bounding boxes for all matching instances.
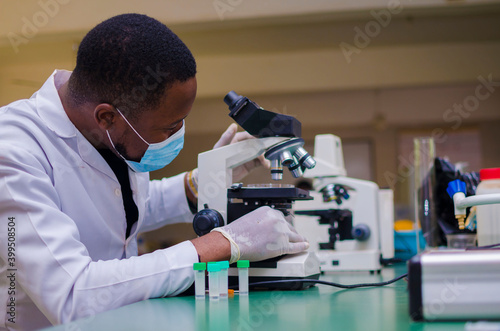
[476,167,500,246]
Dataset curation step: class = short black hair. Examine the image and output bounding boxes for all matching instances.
[68,13,197,118]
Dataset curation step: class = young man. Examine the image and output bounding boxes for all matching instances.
[0,14,308,330]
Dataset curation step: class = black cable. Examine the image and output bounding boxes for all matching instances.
[380,257,405,266]
[245,273,408,289]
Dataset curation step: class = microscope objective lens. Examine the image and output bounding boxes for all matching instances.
[280,150,294,166]
[294,147,316,169]
[271,159,283,180]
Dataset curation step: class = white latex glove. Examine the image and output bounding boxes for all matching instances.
[213,123,271,182]
[211,206,309,263]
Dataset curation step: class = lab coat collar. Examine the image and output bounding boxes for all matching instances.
[36,70,117,181]
[36,70,76,139]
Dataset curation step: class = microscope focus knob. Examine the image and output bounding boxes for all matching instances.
[351,224,371,241]
[193,205,224,236]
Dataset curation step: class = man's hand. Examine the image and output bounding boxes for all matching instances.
[211,206,309,263]
[213,123,270,182]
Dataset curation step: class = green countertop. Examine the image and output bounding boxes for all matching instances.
[44,264,470,331]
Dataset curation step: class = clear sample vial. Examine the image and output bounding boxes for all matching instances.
[217,261,229,299]
[207,262,220,301]
[193,262,206,300]
[237,260,250,295]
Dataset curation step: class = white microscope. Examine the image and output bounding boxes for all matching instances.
[293,134,395,272]
[193,91,321,289]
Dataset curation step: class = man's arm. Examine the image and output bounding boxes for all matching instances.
[0,146,198,326]
[184,169,198,208]
[190,231,231,262]
[140,172,195,233]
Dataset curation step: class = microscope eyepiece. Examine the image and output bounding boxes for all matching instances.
[224,90,302,138]
[224,91,246,111]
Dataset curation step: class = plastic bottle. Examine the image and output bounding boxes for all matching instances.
[237,260,249,295]
[476,168,500,246]
[193,262,206,300]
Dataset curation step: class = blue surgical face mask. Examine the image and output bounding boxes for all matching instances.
[106,108,185,172]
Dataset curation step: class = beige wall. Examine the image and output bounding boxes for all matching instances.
[2,1,500,231]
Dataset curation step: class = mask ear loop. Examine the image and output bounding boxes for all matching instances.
[115,108,150,146]
[106,130,129,163]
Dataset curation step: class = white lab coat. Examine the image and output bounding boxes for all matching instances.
[0,70,198,331]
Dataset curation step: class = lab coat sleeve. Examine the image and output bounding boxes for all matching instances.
[141,173,195,232]
[0,146,198,325]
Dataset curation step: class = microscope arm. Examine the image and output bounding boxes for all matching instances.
[197,136,288,221]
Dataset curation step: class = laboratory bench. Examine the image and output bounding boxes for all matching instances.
[43,264,470,331]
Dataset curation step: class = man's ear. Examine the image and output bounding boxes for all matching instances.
[94,104,117,130]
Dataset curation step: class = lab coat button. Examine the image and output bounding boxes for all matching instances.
[114,188,121,197]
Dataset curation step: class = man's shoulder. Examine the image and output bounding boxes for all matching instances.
[0,98,57,161]
[0,96,39,127]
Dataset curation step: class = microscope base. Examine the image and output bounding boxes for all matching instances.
[228,251,321,290]
[316,249,382,272]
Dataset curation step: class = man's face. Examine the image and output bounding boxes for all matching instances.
[113,76,197,162]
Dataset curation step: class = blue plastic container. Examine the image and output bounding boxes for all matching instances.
[394,230,426,261]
